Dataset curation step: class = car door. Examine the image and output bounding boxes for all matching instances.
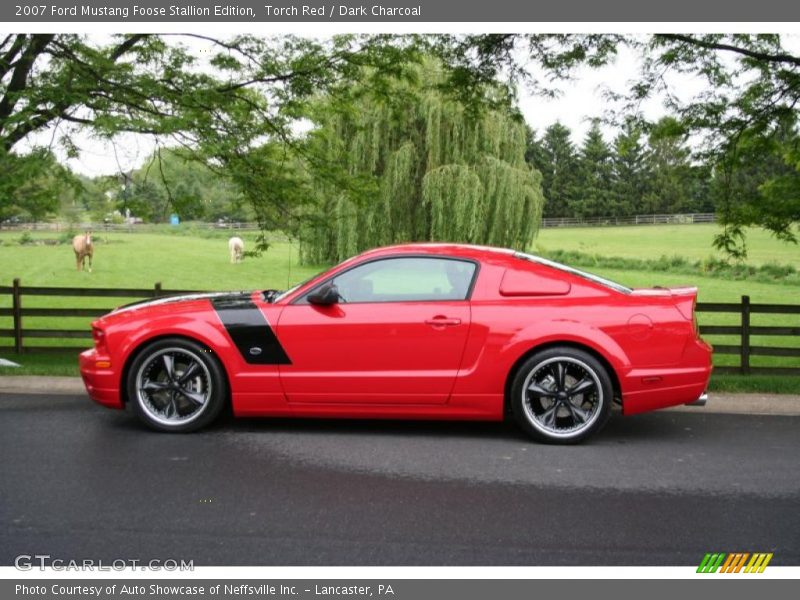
[277,256,477,404]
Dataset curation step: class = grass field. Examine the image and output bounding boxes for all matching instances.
[0,230,322,291]
[536,223,800,269]
[1,225,799,392]
[2,225,798,296]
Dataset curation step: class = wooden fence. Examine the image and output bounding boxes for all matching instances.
[1,282,799,375]
[541,212,716,228]
[697,296,800,375]
[0,279,198,354]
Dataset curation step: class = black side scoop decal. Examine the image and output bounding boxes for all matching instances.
[211,295,291,365]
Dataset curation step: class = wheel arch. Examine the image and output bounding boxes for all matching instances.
[120,333,232,407]
[503,340,622,416]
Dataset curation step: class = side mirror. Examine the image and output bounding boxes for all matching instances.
[307,283,340,306]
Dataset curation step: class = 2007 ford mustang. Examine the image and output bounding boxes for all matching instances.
[80,243,712,443]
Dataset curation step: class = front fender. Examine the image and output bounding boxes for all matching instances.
[106,313,237,390]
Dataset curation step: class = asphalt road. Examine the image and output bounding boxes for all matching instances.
[1,393,798,566]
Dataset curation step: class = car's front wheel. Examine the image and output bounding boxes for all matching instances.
[126,337,227,432]
[510,347,613,444]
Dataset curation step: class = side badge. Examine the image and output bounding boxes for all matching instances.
[249,347,263,356]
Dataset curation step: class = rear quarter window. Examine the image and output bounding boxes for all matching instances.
[513,252,631,295]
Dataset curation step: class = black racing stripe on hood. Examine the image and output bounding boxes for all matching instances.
[210,295,291,365]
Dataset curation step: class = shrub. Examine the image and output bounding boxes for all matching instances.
[58,231,76,245]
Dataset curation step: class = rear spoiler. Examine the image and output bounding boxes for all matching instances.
[630,286,697,297]
[631,286,698,320]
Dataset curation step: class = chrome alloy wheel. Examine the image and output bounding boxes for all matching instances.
[521,356,604,440]
[135,347,213,427]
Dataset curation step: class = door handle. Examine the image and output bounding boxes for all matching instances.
[425,316,461,326]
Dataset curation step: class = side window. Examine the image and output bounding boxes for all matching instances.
[323,257,476,303]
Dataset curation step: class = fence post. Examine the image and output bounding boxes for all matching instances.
[12,278,22,354]
[741,295,751,375]
[154,282,162,297]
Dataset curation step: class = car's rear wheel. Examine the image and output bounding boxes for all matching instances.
[127,337,227,432]
[510,347,612,444]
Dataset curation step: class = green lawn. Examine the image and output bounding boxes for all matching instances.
[1,226,798,392]
[2,226,797,300]
[536,223,800,269]
[0,230,322,291]
[0,352,79,377]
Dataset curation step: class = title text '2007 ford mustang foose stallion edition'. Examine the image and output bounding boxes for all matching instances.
[80,243,712,443]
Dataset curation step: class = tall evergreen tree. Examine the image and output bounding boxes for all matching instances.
[645,117,700,214]
[574,121,614,218]
[534,122,578,218]
[611,120,652,216]
[524,126,547,172]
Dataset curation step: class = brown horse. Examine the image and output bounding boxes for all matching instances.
[72,231,93,272]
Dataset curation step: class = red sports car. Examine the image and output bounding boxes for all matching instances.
[80,243,712,443]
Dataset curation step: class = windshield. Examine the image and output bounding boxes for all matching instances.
[514,252,631,294]
[272,270,326,303]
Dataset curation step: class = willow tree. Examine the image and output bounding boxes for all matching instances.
[299,60,544,264]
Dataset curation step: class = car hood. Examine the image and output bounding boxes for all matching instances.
[109,291,254,317]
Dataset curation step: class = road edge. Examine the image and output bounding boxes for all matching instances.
[2,375,800,416]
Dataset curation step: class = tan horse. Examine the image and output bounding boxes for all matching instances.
[72,231,94,272]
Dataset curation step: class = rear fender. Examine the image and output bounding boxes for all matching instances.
[502,320,631,376]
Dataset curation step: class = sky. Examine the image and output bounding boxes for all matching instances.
[18,34,799,177]
[517,43,665,141]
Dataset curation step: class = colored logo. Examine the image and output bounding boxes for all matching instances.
[697,552,773,573]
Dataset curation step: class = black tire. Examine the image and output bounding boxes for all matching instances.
[510,346,613,444]
[126,337,227,433]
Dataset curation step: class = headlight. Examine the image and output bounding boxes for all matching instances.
[91,326,108,353]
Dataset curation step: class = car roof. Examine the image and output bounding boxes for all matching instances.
[351,244,632,294]
[355,243,517,263]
